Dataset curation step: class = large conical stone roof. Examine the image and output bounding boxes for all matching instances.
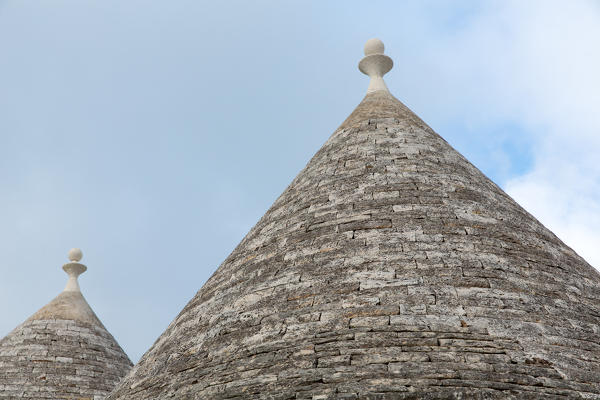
[0,249,132,399]
[109,40,600,399]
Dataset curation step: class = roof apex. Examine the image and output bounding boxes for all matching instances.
[26,290,105,327]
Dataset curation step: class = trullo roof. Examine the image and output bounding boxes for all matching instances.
[108,39,600,399]
[0,249,132,399]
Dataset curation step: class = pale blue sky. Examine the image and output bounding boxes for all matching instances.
[1,1,599,363]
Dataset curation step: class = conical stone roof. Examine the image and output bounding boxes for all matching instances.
[109,40,600,399]
[0,249,132,399]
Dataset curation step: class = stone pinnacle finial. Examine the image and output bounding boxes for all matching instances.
[358,38,393,94]
[63,248,87,292]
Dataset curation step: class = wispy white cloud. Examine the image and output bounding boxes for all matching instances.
[507,168,600,268]
[414,0,600,269]
[492,1,600,269]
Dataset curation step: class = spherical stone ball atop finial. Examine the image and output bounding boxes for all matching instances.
[68,248,83,262]
[364,38,385,56]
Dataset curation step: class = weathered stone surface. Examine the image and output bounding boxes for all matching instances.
[0,291,132,399]
[109,90,600,399]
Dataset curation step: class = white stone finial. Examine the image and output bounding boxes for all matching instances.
[68,248,83,262]
[358,38,393,94]
[63,248,87,292]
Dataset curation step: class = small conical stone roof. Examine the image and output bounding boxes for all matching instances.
[109,40,600,399]
[0,249,132,399]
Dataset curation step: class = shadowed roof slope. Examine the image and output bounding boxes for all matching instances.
[108,40,600,399]
[0,249,132,399]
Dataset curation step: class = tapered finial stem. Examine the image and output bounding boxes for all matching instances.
[358,38,393,94]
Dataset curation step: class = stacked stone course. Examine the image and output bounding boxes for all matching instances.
[0,319,131,399]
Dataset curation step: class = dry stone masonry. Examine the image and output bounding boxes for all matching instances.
[107,39,600,399]
[0,250,132,399]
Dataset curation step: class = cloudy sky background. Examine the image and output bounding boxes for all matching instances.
[1,1,599,363]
